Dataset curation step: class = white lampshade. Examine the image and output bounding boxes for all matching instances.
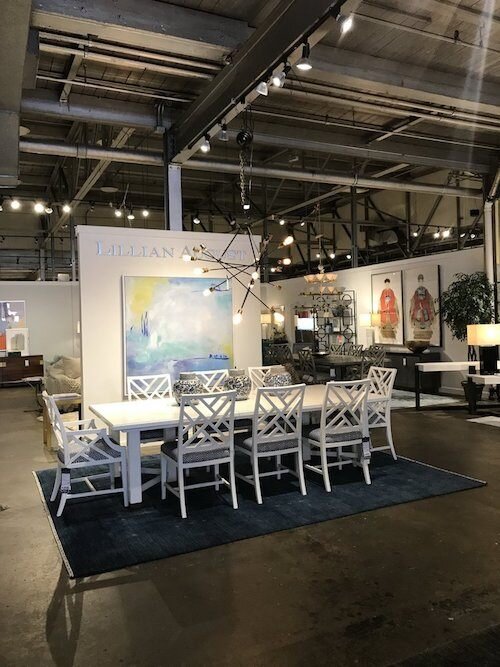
[260,313,272,325]
[359,313,372,327]
[467,323,500,346]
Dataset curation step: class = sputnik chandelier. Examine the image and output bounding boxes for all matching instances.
[184,225,278,324]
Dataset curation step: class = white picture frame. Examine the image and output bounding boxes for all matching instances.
[371,271,404,345]
[6,328,29,355]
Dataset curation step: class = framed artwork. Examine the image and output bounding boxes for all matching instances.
[122,276,233,385]
[371,271,404,345]
[0,301,26,350]
[404,265,441,346]
[6,328,29,355]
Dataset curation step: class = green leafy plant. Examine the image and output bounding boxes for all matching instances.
[440,271,494,341]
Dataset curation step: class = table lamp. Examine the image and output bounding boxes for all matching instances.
[467,324,500,374]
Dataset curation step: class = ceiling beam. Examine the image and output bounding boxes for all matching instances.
[421,0,500,27]
[31,0,251,60]
[171,0,348,163]
[59,53,83,104]
[308,44,500,116]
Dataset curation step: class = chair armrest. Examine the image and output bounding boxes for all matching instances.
[68,427,107,438]
[63,418,98,431]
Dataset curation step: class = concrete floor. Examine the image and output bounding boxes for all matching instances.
[0,386,499,667]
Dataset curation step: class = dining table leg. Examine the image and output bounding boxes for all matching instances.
[126,429,143,504]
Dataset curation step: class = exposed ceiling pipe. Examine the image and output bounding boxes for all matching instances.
[39,43,213,80]
[18,138,482,198]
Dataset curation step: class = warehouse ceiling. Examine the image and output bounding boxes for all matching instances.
[0,0,499,278]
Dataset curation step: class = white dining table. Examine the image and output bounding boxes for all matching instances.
[90,384,378,504]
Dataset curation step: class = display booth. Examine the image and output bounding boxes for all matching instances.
[77,226,262,414]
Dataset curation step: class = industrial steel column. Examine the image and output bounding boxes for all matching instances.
[163,133,183,231]
[350,187,359,267]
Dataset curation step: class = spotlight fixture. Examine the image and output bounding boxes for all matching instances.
[441,228,451,239]
[316,253,321,259]
[229,214,237,227]
[182,252,192,262]
[433,229,440,239]
[192,213,201,225]
[10,198,21,210]
[271,64,291,88]
[346,253,352,260]
[300,219,305,226]
[338,13,354,34]
[279,217,286,226]
[44,204,53,214]
[127,209,135,221]
[233,310,243,325]
[33,201,45,214]
[296,42,312,71]
[283,234,294,246]
[142,208,150,218]
[270,267,277,273]
[219,122,228,142]
[200,134,211,153]
[412,227,419,237]
[329,251,336,259]
[282,257,292,266]
[255,81,269,96]
[460,231,466,238]
[114,208,123,218]
[62,203,71,214]
[236,128,253,147]
[243,201,250,211]
[470,232,477,239]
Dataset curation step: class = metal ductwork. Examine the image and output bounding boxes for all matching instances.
[18,138,484,199]
[0,1,31,187]
[21,90,172,130]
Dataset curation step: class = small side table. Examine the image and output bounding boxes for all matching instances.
[466,374,500,414]
[415,361,480,410]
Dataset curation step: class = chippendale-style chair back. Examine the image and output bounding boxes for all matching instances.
[192,369,229,393]
[253,384,306,448]
[127,374,173,400]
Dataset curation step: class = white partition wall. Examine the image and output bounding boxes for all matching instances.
[77,226,262,413]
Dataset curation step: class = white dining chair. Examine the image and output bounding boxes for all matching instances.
[235,384,307,504]
[367,366,398,460]
[42,391,128,516]
[160,390,238,519]
[248,365,274,391]
[306,380,372,491]
[192,369,229,393]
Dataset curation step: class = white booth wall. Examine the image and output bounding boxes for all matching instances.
[77,226,262,413]
[0,281,79,362]
[262,246,484,394]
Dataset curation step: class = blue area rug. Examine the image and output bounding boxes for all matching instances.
[34,454,485,578]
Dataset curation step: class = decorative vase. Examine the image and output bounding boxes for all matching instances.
[405,340,430,354]
[263,365,292,388]
[223,368,252,401]
[172,372,205,405]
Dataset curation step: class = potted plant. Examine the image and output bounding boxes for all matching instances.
[440,271,494,401]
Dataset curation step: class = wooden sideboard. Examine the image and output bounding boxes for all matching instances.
[385,350,441,393]
[0,355,44,385]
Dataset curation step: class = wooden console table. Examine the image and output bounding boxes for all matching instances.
[0,355,44,385]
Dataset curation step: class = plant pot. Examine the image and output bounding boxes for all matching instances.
[461,380,483,403]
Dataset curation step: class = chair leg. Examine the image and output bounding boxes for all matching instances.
[296,450,307,496]
[214,463,220,490]
[229,459,238,510]
[50,464,62,501]
[109,464,115,489]
[160,454,167,500]
[361,460,371,485]
[276,454,282,480]
[56,493,68,517]
[386,419,397,460]
[178,467,187,519]
[252,455,263,505]
[337,446,343,470]
[320,446,332,492]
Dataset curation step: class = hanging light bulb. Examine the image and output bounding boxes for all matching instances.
[10,198,21,210]
[296,42,312,71]
[300,219,305,226]
[255,81,269,96]
[273,311,285,323]
[33,201,45,214]
[282,257,292,266]
[270,267,276,273]
[182,252,192,262]
[316,253,321,259]
[243,201,250,211]
[193,266,205,275]
[338,14,354,34]
[192,213,201,225]
[142,208,149,218]
[127,209,135,220]
[62,203,71,214]
[251,270,259,280]
[114,207,123,218]
[203,288,211,297]
[279,217,286,226]
[233,310,243,325]
[470,232,477,239]
[433,229,440,239]
[460,231,466,238]
[329,251,336,259]
[412,227,419,237]
[283,234,294,246]
[200,135,211,153]
[346,253,352,260]
[44,203,53,214]
[441,228,451,238]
